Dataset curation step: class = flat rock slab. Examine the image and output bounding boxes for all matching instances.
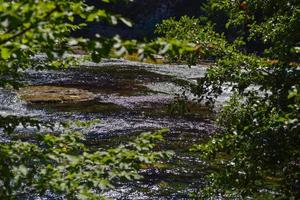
[19,86,96,103]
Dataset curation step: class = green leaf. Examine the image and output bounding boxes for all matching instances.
[1,47,10,60]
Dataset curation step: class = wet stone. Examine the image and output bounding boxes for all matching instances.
[18,86,96,104]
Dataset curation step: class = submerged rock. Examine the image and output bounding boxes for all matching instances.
[19,86,96,104]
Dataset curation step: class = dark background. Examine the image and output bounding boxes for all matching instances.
[77,0,204,39]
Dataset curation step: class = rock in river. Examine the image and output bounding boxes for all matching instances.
[19,86,96,104]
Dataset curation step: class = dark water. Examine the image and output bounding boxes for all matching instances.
[1,59,218,199]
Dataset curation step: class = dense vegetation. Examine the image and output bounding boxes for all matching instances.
[157,0,300,198]
[0,0,299,199]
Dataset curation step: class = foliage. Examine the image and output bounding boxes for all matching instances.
[194,91,300,199]
[0,0,135,88]
[113,35,196,64]
[0,1,175,199]
[0,116,53,135]
[0,0,195,83]
[155,16,203,42]
[0,128,170,199]
[204,0,300,57]
[186,0,300,199]
[1,0,299,199]
[155,16,228,64]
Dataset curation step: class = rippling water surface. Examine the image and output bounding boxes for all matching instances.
[1,59,219,199]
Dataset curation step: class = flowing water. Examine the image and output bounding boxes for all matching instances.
[1,59,220,199]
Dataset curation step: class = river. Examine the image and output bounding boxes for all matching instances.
[1,59,219,199]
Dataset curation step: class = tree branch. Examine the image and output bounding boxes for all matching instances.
[0,7,59,46]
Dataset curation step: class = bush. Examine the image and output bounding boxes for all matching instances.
[155,16,229,64]
[0,128,170,199]
[189,0,300,198]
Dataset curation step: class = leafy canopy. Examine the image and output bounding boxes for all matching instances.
[194,0,299,199]
[156,0,300,199]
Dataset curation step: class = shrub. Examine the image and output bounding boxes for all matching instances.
[190,0,300,198]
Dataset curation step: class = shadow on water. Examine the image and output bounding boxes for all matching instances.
[2,60,217,199]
